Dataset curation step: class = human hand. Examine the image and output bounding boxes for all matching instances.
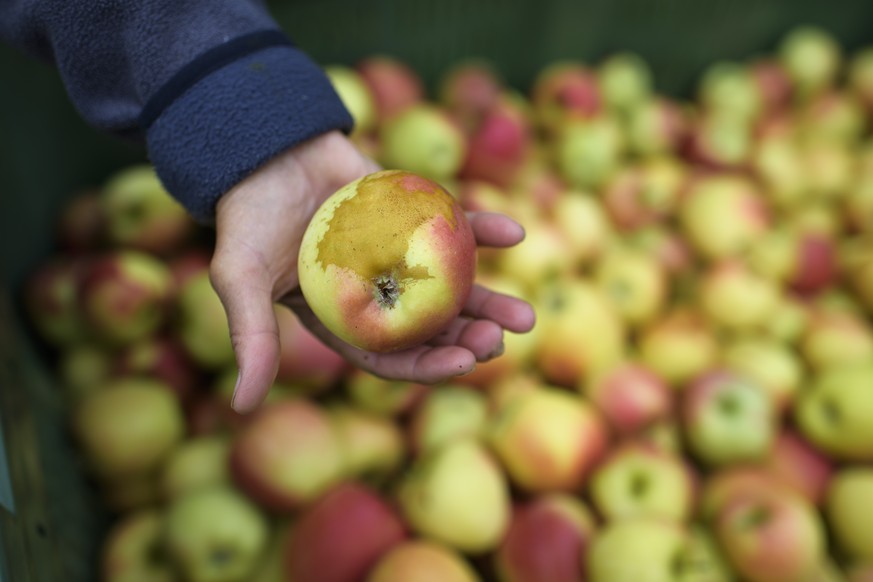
[210,130,535,414]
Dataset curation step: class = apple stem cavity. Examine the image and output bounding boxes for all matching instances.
[373,273,400,309]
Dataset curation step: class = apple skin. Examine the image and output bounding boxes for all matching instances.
[396,438,510,554]
[174,268,235,371]
[721,337,803,416]
[825,467,873,562]
[779,25,842,99]
[57,343,113,404]
[583,361,673,436]
[799,307,873,372]
[714,487,826,582]
[697,260,781,332]
[493,494,597,582]
[439,59,504,132]
[638,308,720,388]
[22,255,91,347]
[586,518,689,582]
[555,116,624,191]
[159,435,232,502]
[379,106,468,182]
[298,170,476,353]
[100,164,195,255]
[343,369,427,417]
[72,377,186,480]
[601,156,686,232]
[488,386,608,493]
[273,304,348,394]
[794,363,873,461]
[761,430,834,505]
[597,52,652,114]
[698,467,793,524]
[407,385,489,456]
[588,443,697,523]
[113,334,202,407]
[229,400,346,512]
[531,61,602,135]
[624,96,689,156]
[368,540,481,582]
[325,65,378,137]
[356,55,424,122]
[458,96,533,189]
[101,508,174,582]
[77,249,174,345]
[164,485,270,582]
[681,370,776,467]
[284,481,407,582]
[328,405,406,482]
[594,245,669,328]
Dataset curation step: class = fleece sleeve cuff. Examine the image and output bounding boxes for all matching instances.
[141,30,354,223]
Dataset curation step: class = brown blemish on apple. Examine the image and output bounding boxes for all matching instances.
[316,171,460,308]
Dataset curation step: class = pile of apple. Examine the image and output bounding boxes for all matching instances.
[21,24,873,582]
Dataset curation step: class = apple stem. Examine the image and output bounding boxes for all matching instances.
[373,274,400,309]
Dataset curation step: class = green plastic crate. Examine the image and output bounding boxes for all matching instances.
[1,1,872,579]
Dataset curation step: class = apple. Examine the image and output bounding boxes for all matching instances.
[407,385,488,456]
[827,467,873,561]
[714,487,826,582]
[600,155,686,232]
[638,308,720,388]
[488,386,608,493]
[531,61,601,135]
[159,434,232,501]
[396,437,510,554]
[587,518,690,582]
[594,245,668,328]
[439,59,504,132]
[495,217,575,293]
[678,525,735,582]
[760,293,810,344]
[72,377,186,480]
[356,55,424,121]
[625,225,694,278]
[22,255,90,347]
[555,115,624,190]
[533,279,626,388]
[638,420,685,456]
[794,363,873,461]
[549,191,614,267]
[494,494,597,582]
[779,25,842,99]
[763,430,834,505]
[799,307,873,372]
[100,164,195,255]
[298,170,476,353]
[379,105,468,182]
[229,399,346,512]
[368,540,481,582]
[273,304,348,394]
[624,96,688,156]
[55,188,105,253]
[285,481,407,582]
[697,61,762,122]
[698,467,794,523]
[678,174,770,262]
[583,361,673,436]
[174,268,235,371]
[721,337,803,415]
[57,342,113,404]
[597,52,652,114]
[681,370,776,467]
[798,90,866,144]
[750,133,809,210]
[343,369,426,417]
[750,58,793,112]
[325,65,378,137]
[458,96,533,188]
[329,405,406,481]
[684,110,754,169]
[697,259,780,332]
[164,485,270,582]
[801,140,855,201]
[845,177,873,236]
[113,334,201,406]
[101,508,174,582]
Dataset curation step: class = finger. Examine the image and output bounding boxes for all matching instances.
[210,256,281,414]
[427,317,505,361]
[462,284,537,333]
[468,212,526,248]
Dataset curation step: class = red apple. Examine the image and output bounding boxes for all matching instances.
[458,96,533,188]
[284,482,407,582]
[494,494,597,582]
[531,61,601,135]
[600,155,687,231]
[584,361,673,436]
[298,170,476,353]
[273,304,348,394]
[356,55,424,121]
[439,59,504,132]
[749,58,793,112]
[762,430,834,505]
[229,399,346,512]
[113,334,201,406]
[22,255,90,347]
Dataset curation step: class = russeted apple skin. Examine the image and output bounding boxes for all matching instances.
[299,170,476,353]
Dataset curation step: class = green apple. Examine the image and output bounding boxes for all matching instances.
[397,438,510,554]
[638,308,720,388]
[159,435,232,501]
[329,405,406,481]
[825,467,873,561]
[779,25,842,99]
[379,104,467,183]
[587,518,689,582]
[175,269,235,371]
[101,508,174,582]
[407,385,488,455]
[556,116,624,190]
[325,65,377,136]
[164,485,269,582]
[597,52,652,114]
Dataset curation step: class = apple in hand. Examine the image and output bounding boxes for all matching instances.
[588,443,696,523]
[681,370,776,467]
[368,540,481,582]
[285,481,407,582]
[396,437,510,554]
[494,494,597,582]
[298,170,476,353]
[229,399,345,512]
[164,485,270,582]
[72,377,186,480]
[101,508,174,582]
[825,467,873,562]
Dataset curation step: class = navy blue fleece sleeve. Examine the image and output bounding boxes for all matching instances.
[0,0,354,222]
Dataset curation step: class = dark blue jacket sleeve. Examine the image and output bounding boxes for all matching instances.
[0,0,354,222]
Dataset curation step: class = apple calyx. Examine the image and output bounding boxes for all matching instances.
[374,273,401,309]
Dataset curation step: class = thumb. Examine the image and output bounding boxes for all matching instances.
[209,258,281,414]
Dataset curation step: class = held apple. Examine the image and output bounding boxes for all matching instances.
[298,170,476,353]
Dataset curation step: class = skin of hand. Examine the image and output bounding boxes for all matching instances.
[210,130,536,414]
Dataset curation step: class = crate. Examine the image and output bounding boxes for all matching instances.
[1,1,873,580]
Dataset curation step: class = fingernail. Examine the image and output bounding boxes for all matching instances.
[230,371,242,411]
[488,341,506,360]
